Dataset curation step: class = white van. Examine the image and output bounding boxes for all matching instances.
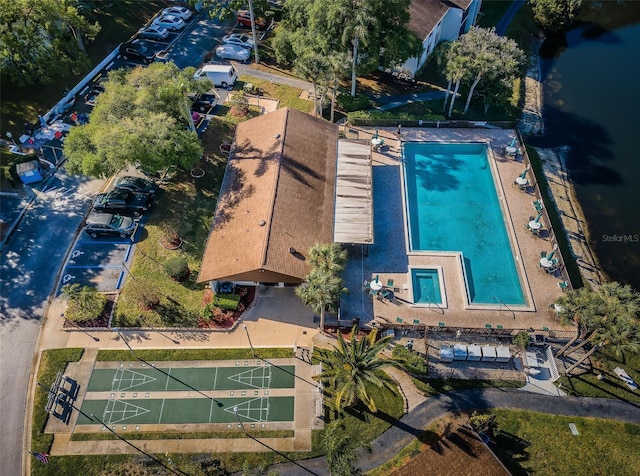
[193,64,238,89]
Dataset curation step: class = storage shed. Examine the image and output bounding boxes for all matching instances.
[495,346,511,363]
[16,159,44,184]
[467,345,482,361]
[440,346,454,362]
[481,345,497,362]
[453,344,467,361]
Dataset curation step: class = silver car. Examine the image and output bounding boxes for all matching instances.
[138,25,169,40]
[215,44,251,62]
[152,14,185,31]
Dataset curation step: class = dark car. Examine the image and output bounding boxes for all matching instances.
[114,176,159,195]
[119,41,155,64]
[189,93,218,113]
[83,212,137,239]
[93,189,153,217]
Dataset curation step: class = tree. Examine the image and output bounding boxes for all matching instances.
[294,52,328,116]
[296,243,347,330]
[459,27,525,115]
[326,52,350,122]
[314,326,401,412]
[553,282,640,374]
[272,0,421,97]
[61,283,107,323]
[554,286,600,356]
[443,45,468,117]
[530,0,583,33]
[0,0,100,85]
[321,421,361,476]
[63,62,211,177]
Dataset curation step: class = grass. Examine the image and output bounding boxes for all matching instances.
[411,377,525,397]
[477,0,514,29]
[238,75,314,113]
[0,1,170,134]
[490,409,640,476]
[96,348,293,361]
[0,148,39,191]
[556,349,640,403]
[31,348,84,456]
[71,429,294,441]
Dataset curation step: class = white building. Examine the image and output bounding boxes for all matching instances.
[398,0,483,77]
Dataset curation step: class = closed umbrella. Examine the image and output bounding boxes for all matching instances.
[373,129,379,140]
[375,274,379,283]
[510,137,517,148]
[546,250,555,260]
[519,165,530,180]
[534,212,542,223]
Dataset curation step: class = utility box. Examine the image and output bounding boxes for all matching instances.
[16,159,44,184]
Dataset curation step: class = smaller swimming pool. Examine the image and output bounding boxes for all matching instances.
[411,269,443,305]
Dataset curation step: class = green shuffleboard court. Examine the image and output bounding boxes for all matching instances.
[87,364,296,393]
[76,396,294,425]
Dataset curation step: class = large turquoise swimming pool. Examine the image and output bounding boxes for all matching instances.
[403,142,525,305]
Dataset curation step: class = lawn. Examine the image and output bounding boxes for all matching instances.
[556,348,640,403]
[238,75,315,113]
[411,377,525,397]
[368,410,640,476]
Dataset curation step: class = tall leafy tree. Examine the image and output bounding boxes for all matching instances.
[0,0,100,85]
[530,0,583,33]
[314,326,401,412]
[63,62,211,177]
[321,421,361,476]
[294,52,328,116]
[326,52,350,122]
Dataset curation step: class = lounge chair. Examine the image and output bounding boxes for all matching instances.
[540,251,547,258]
[363,280,370,288]
[413,319,420,325]
[395,317,403,324]
[558,281,569,291]
[533,199,543,212]
[386,278,394,287]
[369,288,378,297]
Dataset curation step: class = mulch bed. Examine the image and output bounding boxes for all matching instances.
[197,286,256,329]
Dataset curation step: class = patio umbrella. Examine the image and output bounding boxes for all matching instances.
[534,212,542,223]
[373,129,379,140]
[510,137,517,148]
[546,250,555,260]
[519,165,530,180]
[375,274,379,283]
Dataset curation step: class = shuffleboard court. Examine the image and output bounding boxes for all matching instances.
[87,365,296,392]
[76,396,294,425]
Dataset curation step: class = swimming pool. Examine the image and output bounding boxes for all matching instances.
[411,268,443,305]
[403,142,525,305]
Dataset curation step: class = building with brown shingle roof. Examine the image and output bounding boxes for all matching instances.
[197,108,339,286]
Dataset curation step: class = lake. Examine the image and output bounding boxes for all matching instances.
[529,1,640,290]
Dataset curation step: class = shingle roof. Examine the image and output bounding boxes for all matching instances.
[197,108,338,283]
[408,0,451,40]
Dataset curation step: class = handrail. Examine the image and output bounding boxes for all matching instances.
[424,295,444,314]
[494,295,515,320]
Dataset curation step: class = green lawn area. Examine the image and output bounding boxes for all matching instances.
[238,75,314,113]
[411,377,525,397]
[367,410,640,476]
[491,410,640,476]
[556,349,640,403]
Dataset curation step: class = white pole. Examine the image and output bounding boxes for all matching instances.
[247,0,260,64]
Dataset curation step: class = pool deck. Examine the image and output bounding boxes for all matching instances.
[340,127,571,333]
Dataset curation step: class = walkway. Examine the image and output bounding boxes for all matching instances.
[264,388,640,475]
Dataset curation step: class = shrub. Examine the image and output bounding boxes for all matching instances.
[391,344,427,375]
[127,279,161,310]
[337,92,372,112]
[347,109,445,126]
[60,283,107,323]
[213,293,241,310]
[164,256,190,281]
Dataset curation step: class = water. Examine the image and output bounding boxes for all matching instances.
[411,268,443,304]
[530,2,640,289]
[403,142,525,305]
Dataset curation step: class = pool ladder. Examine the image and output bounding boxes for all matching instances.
[494,295,515,320]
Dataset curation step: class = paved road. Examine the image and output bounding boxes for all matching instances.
[263,388,640,475]
[0,170,102,476]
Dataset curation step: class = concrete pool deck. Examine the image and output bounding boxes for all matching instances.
[339,127,571,334]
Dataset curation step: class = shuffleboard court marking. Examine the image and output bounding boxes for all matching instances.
[224,397,270,422]
[158,398,166,423]
[213,367,218,390]
[111,367,158,392]
[228,365,272,389]
[164,367,171,391]
[103,399,150,425]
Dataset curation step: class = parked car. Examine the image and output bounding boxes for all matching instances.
[215,43,251,62]
[189,92,218,113]
[114,176,159,195]
[222,33,255,48]
[162,6,192,20]
[138,25,170,40]
[236,10,267,30]
[84,212,137,238]
[119,41,155,63]
[152,14,185,31]
[92,189,153,217]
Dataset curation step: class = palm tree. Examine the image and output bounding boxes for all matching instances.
[296,269,346,331]
[342,1,376,97]
[314,326,401,412]
[309,242,347,274]
[446,53,468,118]
[554,286,601,356]
[321,421,361,476]
[326,52,350,122]
[558,282,640,374]
[294,53,328,117]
